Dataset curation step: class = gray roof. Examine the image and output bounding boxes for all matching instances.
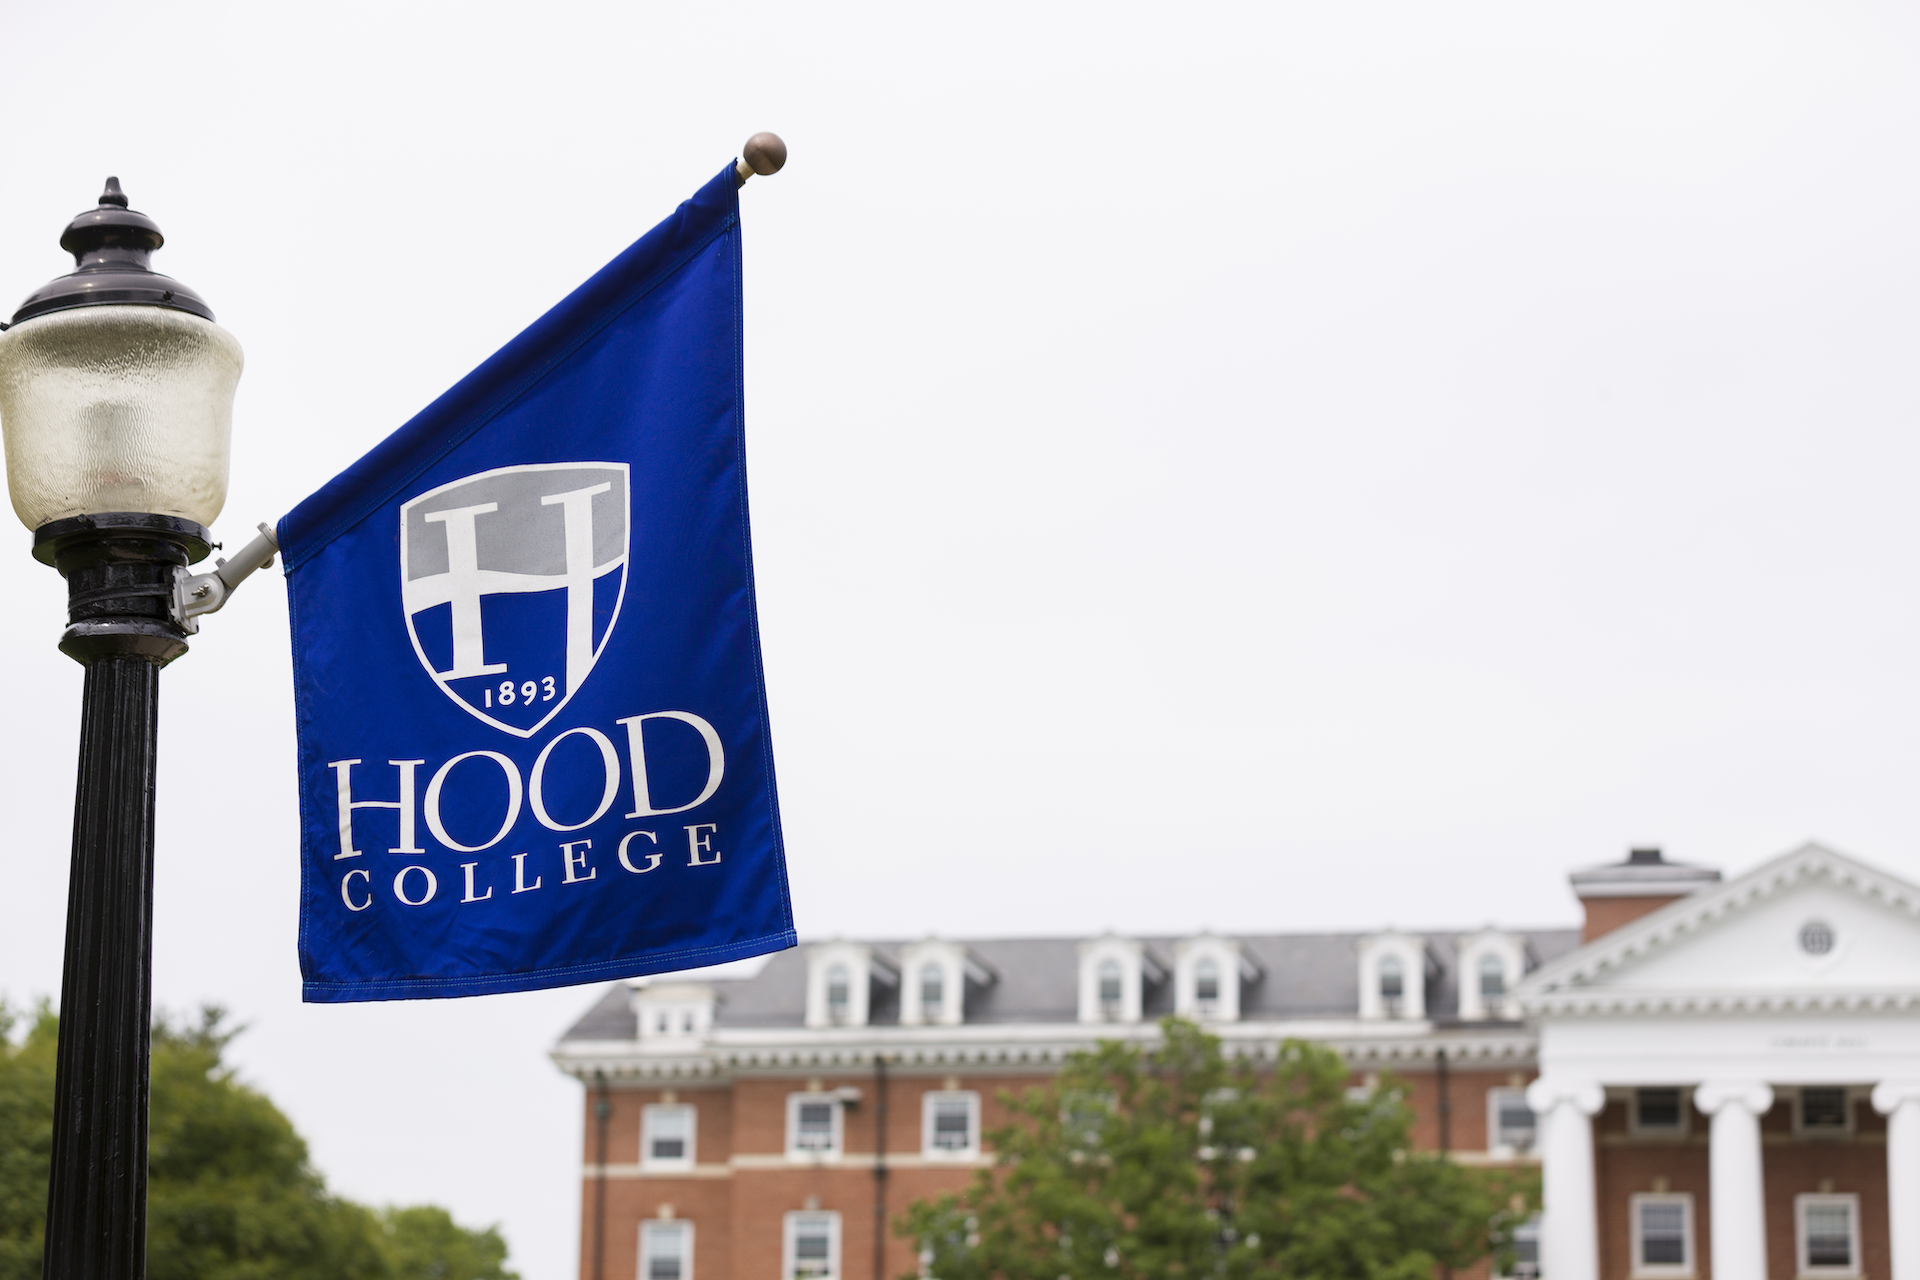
[557,928,1583,1043]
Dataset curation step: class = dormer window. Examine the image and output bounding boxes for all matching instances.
[631,982,720,1047]
[1478,954,1505,1001]
[1358,933,1427,1020]
[1194,958,1220,1014]
[1078,936,1160,1023]
[1174,936,1253,1021]
[1379,955,1404,1014]
[805,943,891,1028]
[1455,929,1526,1020]
[1098,960,1123,1019]
[826,965,851,1025]
[899,939,984,1026]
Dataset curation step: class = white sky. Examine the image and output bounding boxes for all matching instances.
[5,2,1920,1277]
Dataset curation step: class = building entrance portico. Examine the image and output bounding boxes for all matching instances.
[1519,844,1920,1280]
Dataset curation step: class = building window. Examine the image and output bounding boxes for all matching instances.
[1797,1087,1852,1135]
[1495,1215,1540,1280]
[922,1091,980,1158]
[1478,954,1506,1001]
[1800,919,1835,955]
[1797,1194,1861,1276]
[1378,955,1404,1015]
[1194,958,1221,1015]
[1097,959,1123,1020]
[787,1094,842,1159]
[1631,1088,1686,1136]
[642,1104,695,1170]
[1629,1193,1694,1278]
[1486,1088,1536,1153]
[640,1221,692,1280]
[825,965,851,1025]
[783,1212,841,1280]
[920,964,944,1020]
[1063,1091,1112,1149]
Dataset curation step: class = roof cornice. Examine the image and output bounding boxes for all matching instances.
[548,1019,1539,1081]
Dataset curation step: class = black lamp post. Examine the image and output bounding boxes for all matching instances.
[0,179,271,1280]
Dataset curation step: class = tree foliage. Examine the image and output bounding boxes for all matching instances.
[0,1003,515,1280]
[899,1019,1537,1280]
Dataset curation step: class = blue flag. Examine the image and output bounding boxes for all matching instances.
[279,165,794,1002]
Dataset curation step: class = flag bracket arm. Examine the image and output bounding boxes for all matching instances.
[175,521,280,630]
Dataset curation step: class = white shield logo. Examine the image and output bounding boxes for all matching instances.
[400,462,630,737]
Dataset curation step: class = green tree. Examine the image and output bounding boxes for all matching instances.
[900,1019,1537,1280]
[0,1003,515,1280]
[0,1004,54,1280]
[375,1207,514,1280]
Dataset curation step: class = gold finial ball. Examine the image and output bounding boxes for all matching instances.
[742,132,787,177]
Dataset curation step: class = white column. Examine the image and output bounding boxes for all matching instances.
[1873,1080,1920,1280]
[1526,1077,1604,1280]
[1695,1080,1774,1280]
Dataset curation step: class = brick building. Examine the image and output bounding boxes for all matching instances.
[551,841,1920,1280]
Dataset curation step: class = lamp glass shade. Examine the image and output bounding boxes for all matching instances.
[0,304,242,531]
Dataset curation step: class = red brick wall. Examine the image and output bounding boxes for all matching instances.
[1588,1092,1892,1280]
[581,1073,1057,1280]
[1593,1094,1713,1280]
[1393,1067,1535,1153]
[1762,1096,1888,1280]
[1581,896,1686,943]
[581,1065,1567,1280]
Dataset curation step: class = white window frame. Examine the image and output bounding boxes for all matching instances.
[782,1210,842,1280]
[806,942,887,1029]
[921,1090,981,1159]
[825,964,853,1023]
[1628,1192,1695,1280]
[641,1103,696,1172]
[1628,1087,1691,1139]
[1793,1086,1856,1138]
[639,1220,694,1280]
[1456,929,1526,1020]
[1795,1193,1862,1278]
[1077,936,1149,1024]
[1485,1087,1536,1155]
[1357,933,1426,1020]
[1492,1213,1541,1280]
[785,1092,844,1160]
[918,962,946,1020]
[899,940,968,1026]
[1193,957,1222,1012]
[1173,935,1245,1022]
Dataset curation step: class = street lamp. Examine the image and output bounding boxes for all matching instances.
[0,178,271,1280]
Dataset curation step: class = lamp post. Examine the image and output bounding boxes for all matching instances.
[0,178,251,1280]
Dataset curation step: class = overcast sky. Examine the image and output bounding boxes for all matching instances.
[5,2,1920,1277]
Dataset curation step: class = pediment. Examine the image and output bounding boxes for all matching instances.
[1519,843,1920,1014]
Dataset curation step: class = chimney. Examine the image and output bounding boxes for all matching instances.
[1570,847,1720,943]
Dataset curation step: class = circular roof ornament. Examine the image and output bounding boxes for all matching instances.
[1799,920,1835,956]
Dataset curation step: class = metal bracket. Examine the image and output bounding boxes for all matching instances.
[174,522,279,632]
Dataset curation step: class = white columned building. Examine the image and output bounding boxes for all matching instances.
[1519,843,1920,1280]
